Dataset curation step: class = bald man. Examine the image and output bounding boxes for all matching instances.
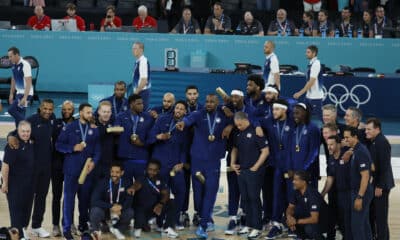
[149,92,175,119]
[263,41,280,89]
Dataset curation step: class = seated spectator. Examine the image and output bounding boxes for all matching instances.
[89,162,134,239]
[204,1,232,34]
[27,6,51,31]
[132,5,158,31]
[286,171,328,240]
[359,10,374,38]
[303,0,321,12]
[267,9,298,36]
[170,8,201,34]
[300,11,317,37]
[100,5,122,32]
[335,7,356,37]
[372,5,392,38]
[63,3,86,32]
[128,159,178,238]
[235,11,264,36]
[29,0,45,7]
[313,9,335,37]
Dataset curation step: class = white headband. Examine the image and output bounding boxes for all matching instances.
[296,103,307,110]
[231,90,244,97]
[263,86,279,94]
[273,103,288,110]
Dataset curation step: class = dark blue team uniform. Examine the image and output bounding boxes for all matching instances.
[93,119,116,181]
[98,95,128,120]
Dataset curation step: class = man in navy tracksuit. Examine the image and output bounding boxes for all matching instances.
[261,99,296,239]
[7,99,56,237]
[231,111,270,239]
[222,89,258,235]
[176,94,232,238]
[115,94,154,183]
[98,81,128,121]
[343,126,373,240]
[90,162,134,239]
[149,92,175,120]
[51,100,75,237]
[183,85,203,226]
[93,101,117,181]
[290,103,321,188]
[56,103,101,240]
[148,100,190,229]
[244,74,266,118]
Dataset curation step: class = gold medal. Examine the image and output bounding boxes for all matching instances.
[284,173,289,179]
[295,145,300,152]
[131,134,138,141]
[81,141,86,148]
[167,132,171,138]
[169,169,176,177]
[279,144,283,150]
[208,134,215,142]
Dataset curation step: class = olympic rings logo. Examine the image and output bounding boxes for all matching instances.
[322,84,371,112]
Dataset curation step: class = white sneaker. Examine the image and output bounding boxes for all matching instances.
[162,227,179,238]
[22,228,30,240]
[175,225,184,231]
[134,229,141,238]
[248,229,261,239]
[110,227,125,240]
[52,225,62,237]
[238,226,250,235]
[32,227,50,238]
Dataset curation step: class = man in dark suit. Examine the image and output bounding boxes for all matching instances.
[365,117,395,240]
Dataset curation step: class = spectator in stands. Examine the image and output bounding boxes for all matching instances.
[313,9,335,37]
[359,10,374,38]
[235,11,264,36]
[336,7,356,37]
[29,0,45,7]
[303,0,322,12]
[170,7,201,34]
[372,5,392,38]
[27,6,51,31]
[132,5,158,31]
[300,11,317,37]
[160,0,183,32]
[100,5,122,32]
[267,9,298,36]
[204,2,232,34]
[64,3,86,32]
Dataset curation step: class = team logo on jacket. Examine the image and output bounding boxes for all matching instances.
[88,129,93,135]
[140,117,144,122]
[304,198,307,203]
[216,118,221,123]
[303,129,308,135]
[156,180,161,185]
[285,126,290,131]
[246,133,252,138]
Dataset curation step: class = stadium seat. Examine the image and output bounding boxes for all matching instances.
[77,0,95,8]
[58,0,75,8]
[351,67,376,73]
[0,55,12,100]
[0,21,11,29]
[223,0,240,12]
[241,0,256,11]
[12,0,24,6]
[0,0,11,6]
[23,56,40,102]
[96,0,116,9]
[396,69,400,74]
[118,0,137,9]
[157,19,169,33]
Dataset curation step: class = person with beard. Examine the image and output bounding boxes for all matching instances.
[244,74,266,119]
[93,101,116,182]
[321,135,351,240]
[7,99,56,238]
[182,85,203,227]
[260,85,280,119]
[222,90,257,235]
[51,100,75,237]
[115,94,154,183]
[56,103,101,240]
[148,100,190,230]
[129,159,178,238]
[1,121,35,240]
[261,99,295,239]
[176,94,232,238]
[98,81,128,121]
[149,92,175,120]
[89,162,134,240]
[263,41,280,89]
[290,103,320,188]
[267,9,298,36]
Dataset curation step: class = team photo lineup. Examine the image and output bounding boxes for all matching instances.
[0,20,395,240]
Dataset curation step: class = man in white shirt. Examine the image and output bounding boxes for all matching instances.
[263,41,280,90]
[132,42,151,111]
[293,45,323,119]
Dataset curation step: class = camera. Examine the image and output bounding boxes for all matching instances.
[106,15,112,18]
